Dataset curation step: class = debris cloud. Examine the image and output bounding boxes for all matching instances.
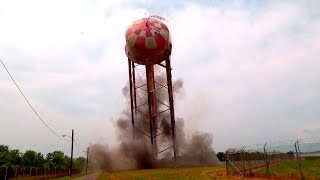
[89,77,220,171]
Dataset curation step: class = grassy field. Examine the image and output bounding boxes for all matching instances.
[53,172,92,179]
[96,159,320,180]
[255,158,320,179]
[97,166,227,180]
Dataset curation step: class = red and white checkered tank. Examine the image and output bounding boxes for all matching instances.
[125,18,171,65]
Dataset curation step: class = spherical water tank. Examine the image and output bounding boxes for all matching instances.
[125,18,171,65]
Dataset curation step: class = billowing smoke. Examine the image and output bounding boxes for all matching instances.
[89,76,221,171]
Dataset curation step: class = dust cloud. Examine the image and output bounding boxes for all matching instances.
[89,76,221,171]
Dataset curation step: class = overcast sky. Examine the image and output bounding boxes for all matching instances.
[1,0,320,157]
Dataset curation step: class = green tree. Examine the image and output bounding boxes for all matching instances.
[287,151,294,157]
[46,152,54,168]
[35,152,45,167]
[0,145,9,152]
[64,155,71,168]
[216,152,225,161]
[0,145,22,167]
[0,145,10,167]
[22,150,37,167]
[46,151,66,168]
[1,145,22,179]
[22,150,44,167]
[74,157,86,169]
[1,144,87,171]
[7,149,22,165]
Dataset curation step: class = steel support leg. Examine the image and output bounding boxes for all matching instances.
[165,58,178,160]
[132,61,137,115]
[146,65,157,156]
[128,59,135,140]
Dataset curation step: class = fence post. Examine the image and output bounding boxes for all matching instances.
[241,146,246,176]
[15,167,17,178]
[295,140,304,180]
[263,142,269,175]
[247,150,253,174]
[225,150,229,175]
[272,150,275,164]
[224,149,230,175]
[5,166,8,180]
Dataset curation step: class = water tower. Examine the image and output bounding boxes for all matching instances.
[124,16,178,160]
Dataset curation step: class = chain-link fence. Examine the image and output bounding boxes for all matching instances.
[225,147,293,176]
[225,139,320,179]
[0,166,81,180]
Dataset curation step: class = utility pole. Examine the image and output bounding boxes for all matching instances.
[70,129,74,177]
[86,147,89,174]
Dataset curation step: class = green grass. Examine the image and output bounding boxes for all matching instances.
[97,166,227,180]
[96,159,320,180]
[53,172,92,179]
[255,158,320,178]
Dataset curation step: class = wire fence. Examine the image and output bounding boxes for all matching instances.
[0,166,81,180]
[225,138,320,179]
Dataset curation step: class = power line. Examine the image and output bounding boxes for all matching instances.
[0,58,65,140]
[63,135,86,156]
[74,140,86,156]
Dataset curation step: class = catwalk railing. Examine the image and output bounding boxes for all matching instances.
[225,138,320,179]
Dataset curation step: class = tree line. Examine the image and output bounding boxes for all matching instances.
[216,151,295,162]
[0,144,86,169]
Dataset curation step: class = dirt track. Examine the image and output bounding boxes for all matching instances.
[72,172,101,180]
